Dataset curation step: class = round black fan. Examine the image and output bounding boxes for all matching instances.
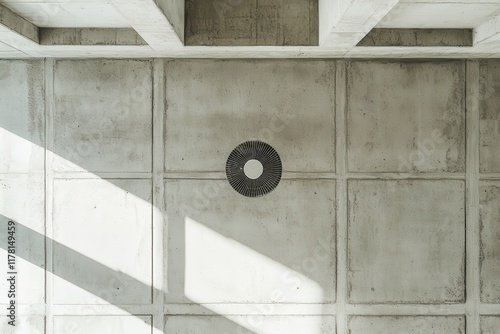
[226,141,282,197]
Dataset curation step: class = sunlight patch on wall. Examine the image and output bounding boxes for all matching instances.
[184,217,324,333]
[52,176,153,305]
[0,128,44,172]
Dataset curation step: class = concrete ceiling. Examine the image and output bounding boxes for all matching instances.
[0,0,500,58]
[377,1,500,29]
[1,1,131,28]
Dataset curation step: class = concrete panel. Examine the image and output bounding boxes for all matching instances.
[165,179,336,304]
[347,60,465,173]
[185,0,317,46]
[480,181,500,303]
[186,0,257,46]
[480,60,500,172]
[165,60,335,173]
[0,60,44,173]
[1,315,44,334]
[52,179,152,304]
[53,59,152,173]
[282,0,316,46]
[481,316,500,334]
[349,316,465,334]
[0,175,45,305]
[54,315,152,334]
[348,180,465,304]
[166,315,335,334]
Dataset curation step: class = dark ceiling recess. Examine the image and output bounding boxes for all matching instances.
[226,141,282,198]
[185,0,319,46]
[357,29,473,47]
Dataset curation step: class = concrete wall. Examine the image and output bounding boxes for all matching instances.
[0,58,499,334]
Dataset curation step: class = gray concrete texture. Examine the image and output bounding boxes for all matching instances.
[480,182,500,303]
[347,60,466,173]
[185,0,318,46]
[482,316,500,334]
[358,29,473,47]
[349,316,465,334]
[165,59,335,173]
[52,179,153,305]
[0,60,44,173]
[480,60,500,173]
[348,179,465,304]
[165,179,336,304]
[0,58,498,333]
[53,59,153,173]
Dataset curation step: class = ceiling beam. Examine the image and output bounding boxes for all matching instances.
[0,4,41,56]
[319,0,401,49]
[474,15,500,46]
[109,0,184,49]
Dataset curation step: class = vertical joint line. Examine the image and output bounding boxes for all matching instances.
[152,58,166,333]
[44,58,55,334]
[465,59,481,334]
[335,60,348,334]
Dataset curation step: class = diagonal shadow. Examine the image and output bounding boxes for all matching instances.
[0,215,257,333]
[0,133,330,333]
[0,214,152,327]
[0,211,332,333]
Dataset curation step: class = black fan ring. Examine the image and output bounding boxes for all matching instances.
[226,141,282,197]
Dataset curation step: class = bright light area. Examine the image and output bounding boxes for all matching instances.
[244,159,263,179]
[184,217,324,334]
[53,315,152,334]
[0,128,44,172]
[52,176,152,304]
[0,174,45,305]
